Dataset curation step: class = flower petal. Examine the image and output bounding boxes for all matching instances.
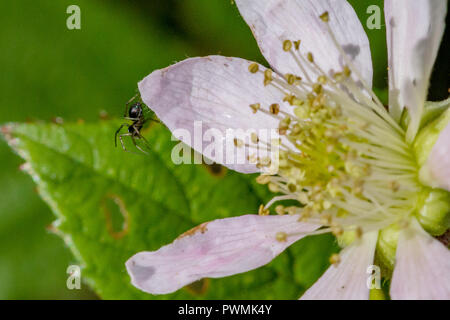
[300,231,378,300]
[385,0,447,134]
[423,123,450,191]
[235,0,373,86]
[390,218,450,300]
[126,214,319,295]
[138,56,288,174]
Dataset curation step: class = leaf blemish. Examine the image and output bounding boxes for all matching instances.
[101,194,130,240]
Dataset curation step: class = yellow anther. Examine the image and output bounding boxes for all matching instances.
[318,75,327,84]
[329,253,340,266]
[248,63,259,73]
[270,103,280,115]
[331,225,343,236]
[320,213,332,225]
[287,183,297,192]
[251,132,259,144]
[276,232,288,242]
[307,52,314,63]
[258,204,270,216]
[264,69,273,86]
[333,72,344,82]
[256,175,271,184]
[283,94,295,105]
[285,73,297,85]
[283,40,292,52]
[343,66,351,77]
[320,11,329,22]
[275,205,285,215]
[294,40,301,50]
[234,138,244,148]
[313,83,323,94]
[250,103,261,113]
[268,182,279,193]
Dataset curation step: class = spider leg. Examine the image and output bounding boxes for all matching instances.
[130,124,150,155]
[119,133,142,155]
[124,94,139,117]
[115,123,129,147]
[131,135,149,155]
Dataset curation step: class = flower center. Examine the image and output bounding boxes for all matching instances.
[245,12,424,239]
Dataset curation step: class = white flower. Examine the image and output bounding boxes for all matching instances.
[126,0,449,299]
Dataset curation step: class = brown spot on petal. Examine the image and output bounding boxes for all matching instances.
[177,223,209,240]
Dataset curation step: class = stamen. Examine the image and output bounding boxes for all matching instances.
[245,14,421,237]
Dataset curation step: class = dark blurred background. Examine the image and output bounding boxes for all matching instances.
[0,0,447,299]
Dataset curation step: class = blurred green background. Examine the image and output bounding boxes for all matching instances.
[0,0,447,299]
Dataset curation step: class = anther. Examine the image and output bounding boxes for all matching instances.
[258,204,270,216]
[275,205,285,215]
[256,175,271,184]
[249,103,261,113]
[268,182,279,193]
[285,74,297,85]
[318,75,327,84]
[251,132,259,144]
[343,66,351,77]
[283,40,292,52]
[270,103,280,115]
[307,52,314,63]
[264,69,273,86]
[319,11,329,22]
[234,138,244,148]
[248,63,259,73]
[329,253,340,266]
[294,40,301,50]
[276,232,288,242]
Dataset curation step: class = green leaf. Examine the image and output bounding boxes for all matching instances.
[3,120,338,299]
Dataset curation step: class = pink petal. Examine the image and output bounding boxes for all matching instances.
[126,214,319,295]
[390,218,450,299]
[235,0,373,86]
[138,56,289,174]
[300,231,378,300]
[385,0,447,134]
[425,123,450,191]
